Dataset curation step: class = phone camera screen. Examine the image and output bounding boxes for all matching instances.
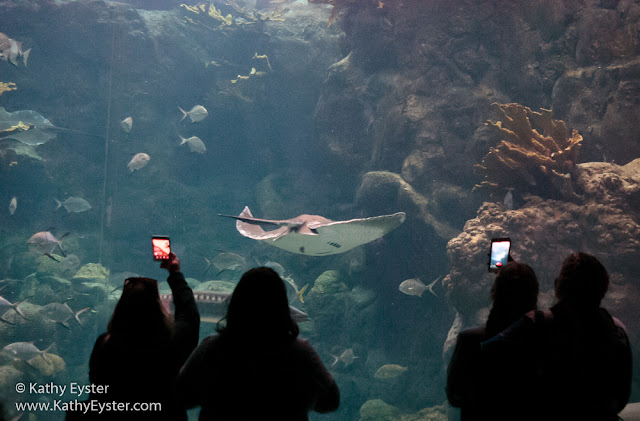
[152,238,171,260]
[490,240,510,270]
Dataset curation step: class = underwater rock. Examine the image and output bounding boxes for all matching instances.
[355,171,458,240]
[359,399,401,421]
[349,286,376,310]
[445,159,640,374]
[36,254,68,277]
[309,270,347,295]
[72,263,109,283]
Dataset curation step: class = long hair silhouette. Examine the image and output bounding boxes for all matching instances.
[218,267,299,342]
[485,261,539,338]
[108,277,174,346]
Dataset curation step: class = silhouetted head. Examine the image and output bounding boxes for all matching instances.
[219,267,299,342]
[485,261,539,337]
[555,252,609,309]
[108,277,173,345]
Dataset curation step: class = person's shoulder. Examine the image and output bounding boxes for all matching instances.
[459,326,485,339]
[201,333,222,346]
[93,332,109,348]
[612,316,627,331]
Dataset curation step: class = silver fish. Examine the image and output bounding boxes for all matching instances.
[55,197,92,213]
[0,296,28,322]
[127,153,150,173]
[178,105,208,123]
[0,32,30,67]
[398,278,427,297]
[3,342,53,363]
[374,364,408,379]
[121,117,133,133]
[40,303,90,329]
[27,231,68,260]
[263,261,285,276]
[330,348,358,368]
[212,252,246,272]
[179,136,206,154]
[282,275,308,303]
[503,190,514,210]
[9,197,16,215]
[399,277,439,298]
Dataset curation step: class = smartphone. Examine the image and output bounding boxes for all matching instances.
[489,237,511,272]
[152,236,171,261]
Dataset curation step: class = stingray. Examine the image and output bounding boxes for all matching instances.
[219,206,406,256]
[0,107,104,146]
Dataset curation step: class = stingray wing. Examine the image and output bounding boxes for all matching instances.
[220,206,299,240]
[269,212,406,256]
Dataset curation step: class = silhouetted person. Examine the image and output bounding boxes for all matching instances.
[447,261,539,420]
[177,267,339,420]
[483,252,632,421]
[70,253,199,420]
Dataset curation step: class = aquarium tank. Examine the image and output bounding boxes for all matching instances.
[1,0,639,419]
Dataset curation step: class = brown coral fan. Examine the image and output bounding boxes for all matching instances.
[474,102,583,200]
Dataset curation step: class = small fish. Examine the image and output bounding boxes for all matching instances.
[127,153,150,173]
[283,275,308,303]
[179,135,206,154]
[263,261,285,276]
[3,342,54,363]
[0,296,28,323]
[503,190,514,210]
[55,196,92,213]
[374,364,408,379]
[121,117,133,133]
[212,252,246,274]
[39,303,90,329]
[330,348,358,368]
[9,197,17,215]
[0,32,30,68]
[27,231,69,260]
[398,278,428,297]
[178,105,208,123]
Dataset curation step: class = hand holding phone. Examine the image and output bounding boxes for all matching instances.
[489,238,511,272]
[160,252,180,274]
[152,236,171,261]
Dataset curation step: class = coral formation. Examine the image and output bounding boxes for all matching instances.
[446,158,640,367]
[0,82,16,96]
[474,102,583,200]
[309,270,347,295]
[180,1,285,31]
